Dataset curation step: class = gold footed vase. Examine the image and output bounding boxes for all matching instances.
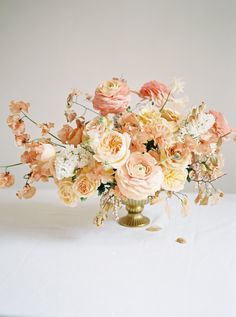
[118,199,150,228]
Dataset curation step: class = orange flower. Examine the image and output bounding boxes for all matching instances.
[38,122,55,136]
[0,172,15,188]
[9,101,30,114]
[30,159,55,182]
[15,134,30,147]
[58,119,84,146]
[16,184,36,199]
[7,114,25,135]
[65,109,77,123]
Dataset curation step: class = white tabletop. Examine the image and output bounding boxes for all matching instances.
[0,190,235,317]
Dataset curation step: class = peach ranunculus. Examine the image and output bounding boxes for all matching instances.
[209,110,231,138]
[139,80,170,105]
[0,172,15,188]
[16,184,36,199]
[93,131,131,169]
[9,101,30,114]
[58,179,78,207]
[93,78,130,116]
[162,167,187,192]
[115,152,164,200]
[58,119,84,146]
[73,174,98,198]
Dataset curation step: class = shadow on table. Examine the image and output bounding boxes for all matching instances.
[0,199,101,239]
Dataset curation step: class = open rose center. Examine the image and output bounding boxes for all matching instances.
[105,135,122,154]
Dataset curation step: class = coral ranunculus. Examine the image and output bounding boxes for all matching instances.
[115,152,164,200]
[93,78,130,115]
[139,80,170,105]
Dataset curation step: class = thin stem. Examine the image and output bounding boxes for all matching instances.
[73,101,99,115]
[21,111,63,143]
[0,162,23,169]
[159,90,172,112]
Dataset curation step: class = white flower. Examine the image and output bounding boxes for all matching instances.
[40,144,56,162]
[170,78,185,95]
[55,145,79,180]
[180,112,215,139]
[77,145,93,168]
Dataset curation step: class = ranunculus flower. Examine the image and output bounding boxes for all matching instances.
[209,110,231,137]
[93,131,131,169]
[0,172,15,188]
[58,179,78,207]
[16,184,36,199]
[93,78,130,115]
[115,152,164,200]
[162,167,187,192]
[139,80,170,105]
[73,174,98,198]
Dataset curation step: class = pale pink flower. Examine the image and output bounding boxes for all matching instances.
[93,78,130,115]
[209,110,231,138]
[139,81,170,105]
[115,152,164,200]
[0,172,15,188]
[16,184,36,199]
[9,101,30,114]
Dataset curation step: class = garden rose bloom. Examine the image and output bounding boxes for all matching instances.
[16,184,36,199]
[93,78,130,115]
[58,179,78,206]
[209,110,231,137]
[0,172,15,188]
[115,152,164,200]
[73,174,98,198]
[139,80,170,105]
[94,131,131,169]
[162,167,187,192]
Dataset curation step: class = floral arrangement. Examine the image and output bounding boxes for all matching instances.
[1,78,235,226]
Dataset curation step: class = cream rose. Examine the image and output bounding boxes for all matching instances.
[162,167,187,192]
[115,152,164,200]
[94,131,131,169]
[73,174,98,198]
[58,180,78,207]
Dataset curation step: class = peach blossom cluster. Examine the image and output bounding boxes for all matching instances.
[1,78,235,220]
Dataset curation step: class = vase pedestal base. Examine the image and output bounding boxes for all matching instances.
[118,199,150,228]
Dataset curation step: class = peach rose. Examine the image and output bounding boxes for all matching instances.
[73,174,98,198]
[115,152,164,200]
[139,80,170,105]
[0,172,15,188]
[162,167,187,192]
[16,184,36,199]
[58,179,78,207]
[58,119,84,146]
[94,131,131,169]
[209,110,231,137]
[93,78,130,116]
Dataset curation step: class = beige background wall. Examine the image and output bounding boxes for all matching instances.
[0,0,235,192]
